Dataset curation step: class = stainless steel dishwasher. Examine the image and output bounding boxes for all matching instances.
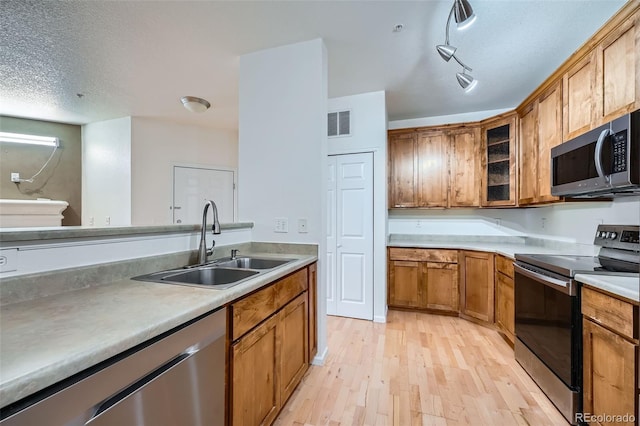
[1,307,226,426]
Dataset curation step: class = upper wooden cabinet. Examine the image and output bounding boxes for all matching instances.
[388,131,419,207]
[388,125,479,209]
[537,83,563,203]
[449,127,481,207]
[597,9,640,123]
[481,113,518,207]
[417,130,449,207]
[563,51,597,141]
[518,81,563,206]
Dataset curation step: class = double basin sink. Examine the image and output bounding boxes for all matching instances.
[133,256,294,290]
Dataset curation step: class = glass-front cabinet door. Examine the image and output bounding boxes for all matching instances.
[481,113,518,206]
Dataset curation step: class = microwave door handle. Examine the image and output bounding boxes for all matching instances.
[594,128,612,182]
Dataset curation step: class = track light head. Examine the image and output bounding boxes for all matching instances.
[453,0,476,29]
[436,44,457,62]
[456,71,477,92]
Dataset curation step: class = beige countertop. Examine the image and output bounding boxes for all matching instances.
[387,234,594,259]
[576,274,640,303]
[0,253,316,408]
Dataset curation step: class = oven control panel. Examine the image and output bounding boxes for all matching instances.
[594,225,640,250]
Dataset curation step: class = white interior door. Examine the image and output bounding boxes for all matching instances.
[326,158,337,315]
[173,166,235,224]
[327,153,374,320]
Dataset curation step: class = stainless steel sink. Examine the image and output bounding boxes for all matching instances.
[132,256,294,289]
[214,257,292,270]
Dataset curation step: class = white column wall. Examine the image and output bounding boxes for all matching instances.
[328,91,388,323]
[238,38,328,363]
[82,117,132,227]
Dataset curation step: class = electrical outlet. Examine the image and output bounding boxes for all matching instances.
[0,248,18,273]
[274,217,288,233]
[10,173,20,183]
[541,217,547,229]
[105,216,111,226]
[89,216,94,226]
[298,218,308,233]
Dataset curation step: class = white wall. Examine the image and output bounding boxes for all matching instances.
[388,107,512,130]
[328,91,388,323]
[82,117,132,226]
[238,38,328,363]
[130,117,238,225]
[388,197,640,245]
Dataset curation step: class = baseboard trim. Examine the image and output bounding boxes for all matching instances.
[312,345,328,366]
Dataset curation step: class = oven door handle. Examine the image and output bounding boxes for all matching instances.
[513,263,575,296]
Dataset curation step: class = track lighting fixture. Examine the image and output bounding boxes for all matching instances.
[435,0,477,91]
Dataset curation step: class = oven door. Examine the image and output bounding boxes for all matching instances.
[514,263,581,389]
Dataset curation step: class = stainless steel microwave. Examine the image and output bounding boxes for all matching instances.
[551,110,639,197]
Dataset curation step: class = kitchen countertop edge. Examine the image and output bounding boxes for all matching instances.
[575,273,640,303]
[0,253,316,409]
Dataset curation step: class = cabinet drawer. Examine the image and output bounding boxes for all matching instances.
[232,268,308,341]
[582,286,637,340]
[388,248,458,263]
[495,255,514,279]
[275,269,308,309]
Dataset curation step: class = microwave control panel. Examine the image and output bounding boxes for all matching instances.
[612,131,627,173]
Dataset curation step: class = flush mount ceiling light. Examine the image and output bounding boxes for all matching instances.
[435,0,478,92]
[180,96,211,113]
[0,131,59,147]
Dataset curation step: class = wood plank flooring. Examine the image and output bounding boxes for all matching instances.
[274,310,568,426]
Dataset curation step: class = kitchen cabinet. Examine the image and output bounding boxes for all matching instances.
[387,248,458,313]
[494,255,515,345]
[481,113,518,206]
[563,51,597,141]
[563,9,640,142]
[229,264,315,426]
[307,262,317,362]
[388,125,480,209]
[417,130,449,207]
[518,81,563,205]
[388,131,419,207]
[449,127,481,207]
[596,10,639,124]
[231,312,280,426]
[459,251,495,323]
[388,130,448,208]
[582,286,639,426]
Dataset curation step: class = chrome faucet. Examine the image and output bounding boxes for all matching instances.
[230,249,239,260]
[198,200,221,264]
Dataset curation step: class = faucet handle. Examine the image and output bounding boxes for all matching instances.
[231,249,239,259]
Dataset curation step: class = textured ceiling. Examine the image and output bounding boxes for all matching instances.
[0,0,627,130]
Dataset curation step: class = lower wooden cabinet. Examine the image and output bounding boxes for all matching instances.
[229,264,316,426]
[387,248,458,313]
[459,251,495,323]
[280,293,308,404]
[581,285,639,426]
[307,263,317,362]
[494,255,515,345]
[231,313,280,426]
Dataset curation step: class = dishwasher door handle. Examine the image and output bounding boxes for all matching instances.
[85,334,225,426]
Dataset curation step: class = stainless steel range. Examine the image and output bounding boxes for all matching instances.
[513,225,639,425]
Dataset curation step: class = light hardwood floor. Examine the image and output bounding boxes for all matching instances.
[274,310,568,426]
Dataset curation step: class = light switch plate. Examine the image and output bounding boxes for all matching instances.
[274,217,289,233]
